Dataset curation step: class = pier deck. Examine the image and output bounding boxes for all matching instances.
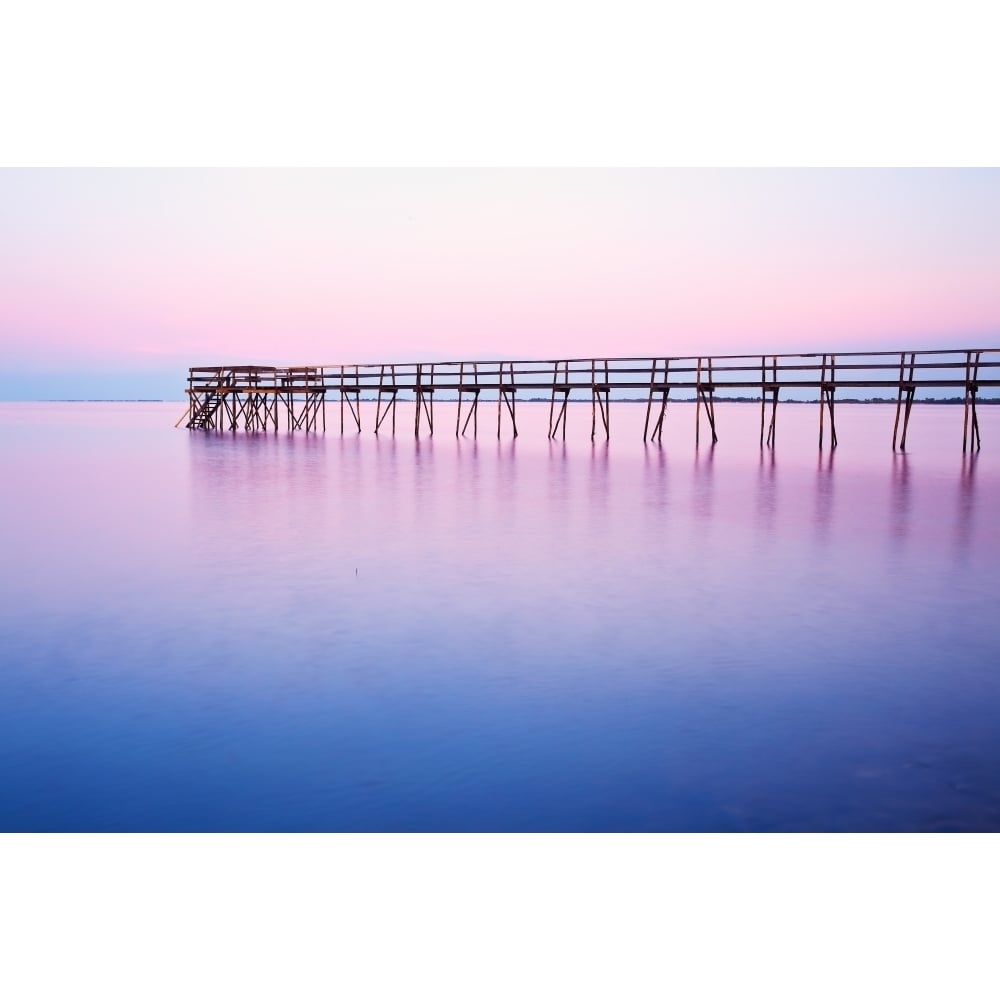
[183,348,999,451]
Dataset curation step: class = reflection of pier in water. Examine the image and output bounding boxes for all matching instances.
[182,348,997,451]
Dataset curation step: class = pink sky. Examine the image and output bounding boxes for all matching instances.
[1,170,998,387]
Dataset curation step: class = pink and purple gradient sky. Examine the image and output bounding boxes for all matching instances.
[1,169,998,398]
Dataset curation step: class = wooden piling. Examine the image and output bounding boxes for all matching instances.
[375,364,398,435]
[338,365,362,433]
[548,360,570,440]
[892,352,917,451]
[414,363,435,436]
[498,361,518,439]
[644,358,671,443]
[760,355,778,448]
[695,356,718,446]
[963,350,982,452]
[819,354,837,449]
[591,359,610,441]
[456,361,481,437]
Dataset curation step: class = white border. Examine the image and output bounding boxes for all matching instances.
[1,834,995,998]
[2,1,999,165]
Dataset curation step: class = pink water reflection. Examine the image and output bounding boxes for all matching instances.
[0,401,998,830]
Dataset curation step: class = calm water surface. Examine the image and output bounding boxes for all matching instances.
[1,400,998,831]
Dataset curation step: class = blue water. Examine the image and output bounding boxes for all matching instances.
[1,400,998,831]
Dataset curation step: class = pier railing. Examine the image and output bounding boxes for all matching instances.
[184,348,999,451]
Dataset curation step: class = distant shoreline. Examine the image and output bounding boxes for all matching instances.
[13,399,169,403]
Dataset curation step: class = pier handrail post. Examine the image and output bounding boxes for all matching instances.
[547,360,556,438]
[591,358,610,440]
[769,355,778,447]
[546,360,570,440]
[356,365,362,432]
[973,350,982,450]
[963,350,982,452]
[415,363,422,436]
[428,363,435,435]
[892,351,906,451]
[902,351,915,450]
[706,356,718,443]
[590,358,597,441]
[510,362,517,437]
[497,361,518,440]
[760,355,766,449]
[375,363,398,436]
[604,358,611,441]
[648,358,670,444]
[962,351,971,452]
[819,354,827,449]
[829,354,838,448]
[598,358,609,439]
[893,351,917,451]
[497,361,508,441]
[696,356,702,447]
[643,358,656,442]
[376,364,384,435]
[459,361,480,437]
[759,354,778,449]
[819,354,838,450]
[560,360,569,440]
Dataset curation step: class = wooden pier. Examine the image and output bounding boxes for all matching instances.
[183,348,998,451]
